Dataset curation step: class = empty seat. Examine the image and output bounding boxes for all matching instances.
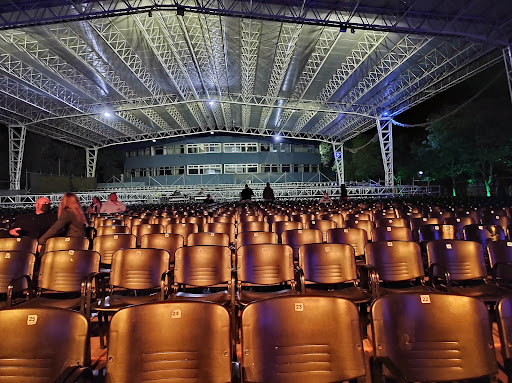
[370,293,497,382]
[241,296,366,383]
[273,221,302,242]
[236,244,298,305]
[488,240,512,282]
[238,221,268,233]
[418,223,458,241]
[204,222,236,244]
[187,232,230,247]
[43,236,90,253]
[464,224,506,245]
[96,225,130,236]
[264,214,289,232]
[92,233,137,267]
[166,223,199,246]
[427,240,511,304]
[0,251,35,307]
[0,237,37,253]
[371,226,413,242]
[497,294,512,381]
[365,241,433,296]
[106,301,232,383]
[375,218,408,228]
[305,220,337,242]
[140,233,184,264]
[281,229,323,261]
[183,216,208,232]
[131,224,164,246]
[236,231,278,248]
[344,219,374,239]
[327,227,368,261]
[0,307,91,382]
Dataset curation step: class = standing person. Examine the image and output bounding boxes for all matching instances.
[86,196,102,215]
[339,184,348,201]
[38,192,87,251]
[240,184,254,203]
[8,197,56,240]
[319,192,333,204]
[100,192,127,214]
[263,182,275,202]
[204,194,215,204]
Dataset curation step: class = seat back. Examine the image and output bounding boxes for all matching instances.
[497,295,512,363]
[212,215,236,224]
[375,218,408,228]
[317,213,344,228]
[238,221,268,233]
[174,246,232,287]
[464,224,506,244]
[106,301,232,383]
[236,232,278,248]
[99,218,123,226]
[241,296,366,383]
[264,214,289,231]
[371,293,497,382]
[97,225,130,236]
[371,226,413,242]
[273,221,302,240]
[110,248,170,289]
[44,236,90,253]
[131,224,164,246]
[365,241,424,282]
[0,237,37,253]
[140,233,184,263]
[166,223,199,245]
[38,250,100,292]
[281,229,323,260]
[0,307,89,383]
[187,232,230,247]
[183,216,207,232]
[204,222,236,243]
[0,251,35,293]
[237,244,294,285]
[426,240,487,280]
[419,224,458,242]
[305,220,337,242]
[326,227,368,258]
[299,243,357,283]
[93,234,137,266]
[344,219,374,237]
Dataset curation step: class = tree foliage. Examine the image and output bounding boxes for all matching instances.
[344,131,383,182]
[416,98,512,196]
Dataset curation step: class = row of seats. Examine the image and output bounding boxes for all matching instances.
[2,293,511,382]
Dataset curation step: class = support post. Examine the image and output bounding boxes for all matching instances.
[332,142,344,185]
[8,125,26,190]
[86,148,98,178]
[377,119,394,187]
[504,46,512,103]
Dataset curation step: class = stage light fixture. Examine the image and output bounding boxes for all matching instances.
[350,27,355,34]
[103,111,112,117]
[339,24,347,33]
[177,6,185,16]
[152,139,157,142]
[209,100,215,106]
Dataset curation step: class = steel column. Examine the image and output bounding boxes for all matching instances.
[86,148,98,178]
[332,142,344,186]
[377,119,394,187]
[8,125,26,190]
[504,46,512,103]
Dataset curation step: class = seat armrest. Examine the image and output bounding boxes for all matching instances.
[7,274,33,307]
[160,269,174,300]
[370,356,408,383]
[54,365,93,383]
[294,265,305,294]
[357,264,379,299]
[428,263,451,291]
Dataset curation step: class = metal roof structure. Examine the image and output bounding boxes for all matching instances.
[2,1,512,189]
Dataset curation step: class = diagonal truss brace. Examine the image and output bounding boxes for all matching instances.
[86,148,98,178]
[332,142,344,186]
[9,125,26,190]
[377,119,394,187]
[505,46,512,104]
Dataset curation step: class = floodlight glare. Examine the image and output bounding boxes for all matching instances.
[152,139,157,142]
[209,101,215,106]
[103,111,112,117]
[273,135,281,142]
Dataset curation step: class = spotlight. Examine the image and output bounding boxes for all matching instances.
[208,100,215,106]
[177,6,185,16]
[339,24,347,33]
[417,170,424,177]
[273,135,281,142]
[350,27,355,34]
[148,10,152,17]
[382,111,390,117]
[210,131,214,135]
[103,111,112,117]
[152,139,157,142]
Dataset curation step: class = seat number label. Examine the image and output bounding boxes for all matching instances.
[420,295,431,304]
[295,303,304,311]
[27,315,38,325]
[171,309,182,319]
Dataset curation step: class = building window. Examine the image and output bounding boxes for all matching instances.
[260,143,270,152]
[154,146,165,155]
[186,143,222,154]
[282,164,291,173]
[187,164,222,175]
[224,143,259,153]
[224,164,259,174]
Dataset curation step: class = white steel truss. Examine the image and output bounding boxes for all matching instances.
[86,148,98,178]
[8,125,26,190]
[505,46,512,103]
[377,119,394,187]
[258,23,302,130]
[240,19,261,131]
[332,142,344,186]
[292,31,387,134]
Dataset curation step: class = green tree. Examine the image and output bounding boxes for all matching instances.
[420,99,512,196]
[344,131,383,182]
